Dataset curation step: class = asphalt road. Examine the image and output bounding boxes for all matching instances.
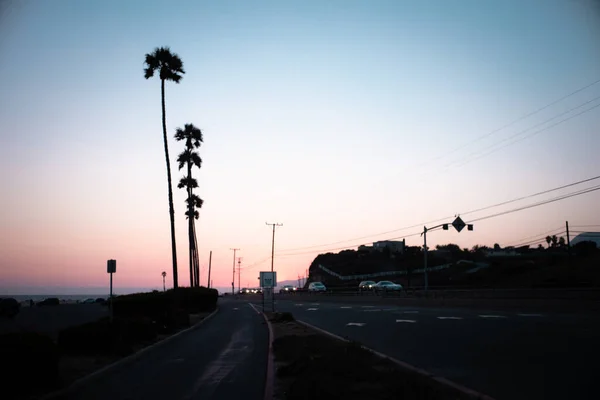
[0,304,108,339]
[258,299,598,400]
[54,300,268,400]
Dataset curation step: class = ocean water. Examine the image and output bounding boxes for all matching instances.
[2,294,108,302]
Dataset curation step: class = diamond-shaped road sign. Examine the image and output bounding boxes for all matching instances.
[452,216,466,233]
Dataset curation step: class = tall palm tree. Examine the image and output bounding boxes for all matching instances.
[175,124,203,287]
[144,47,185,289]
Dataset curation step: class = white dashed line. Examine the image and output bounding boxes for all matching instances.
[233,308,239,310]
[518,313,543,317]
[346,322,365,327]
[307,308,318,311]
[340,306,352,309]
[479,315,507,319]
[396,319,417,323]
[364,309,382,312]
[402,311,419,314]
[294,304,304,306]
[361,305,375,308]
[437,317,463,320]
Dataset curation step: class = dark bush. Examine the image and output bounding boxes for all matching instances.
[177,287,218,313]
[0,298,20,318]
[0,332,60,399]
[58,317,158,356]
[38,297,60,306]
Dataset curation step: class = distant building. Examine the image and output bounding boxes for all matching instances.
[571,232,600,247]
[372,240,405,254]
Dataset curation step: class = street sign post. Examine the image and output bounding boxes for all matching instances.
[421,217,473,291]
[107,259,116,322]
[260,271,277,312]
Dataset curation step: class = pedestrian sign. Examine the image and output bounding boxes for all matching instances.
[452,216,466,233]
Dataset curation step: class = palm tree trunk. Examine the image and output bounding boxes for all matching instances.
[161,78,178,289]
[187,156,194,287]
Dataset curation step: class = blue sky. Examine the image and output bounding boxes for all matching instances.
[1,0,599,291]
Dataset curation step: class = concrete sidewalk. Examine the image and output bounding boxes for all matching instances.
[51,299,268,400]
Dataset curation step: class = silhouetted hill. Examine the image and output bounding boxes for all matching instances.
[306,244,600,289]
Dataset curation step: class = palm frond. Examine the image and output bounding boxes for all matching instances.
[145,46,185,83]
[178,176,198,189]
[177,149,193,170]
[191,152,202,168]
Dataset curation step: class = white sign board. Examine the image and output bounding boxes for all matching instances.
[259,271,277,288]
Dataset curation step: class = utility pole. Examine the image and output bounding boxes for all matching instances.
[207,250,212,288]
[237,257,242,294]
[230,248,239,294]
[566,221,571,257]
[266,222,283,273]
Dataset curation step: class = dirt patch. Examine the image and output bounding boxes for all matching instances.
[270,314,470,400]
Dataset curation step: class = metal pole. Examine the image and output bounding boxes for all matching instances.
[423,226,428,292]
[230,248,239,294]
[237,258,242,294]
[271,225,276,272]
[566,221,571,258]
[207,251,212,288]
[109,272,113,323]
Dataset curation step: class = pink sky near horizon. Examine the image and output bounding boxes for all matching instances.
[1,0,600,293]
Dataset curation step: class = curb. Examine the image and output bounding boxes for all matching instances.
[295,319,496,400]
[249,303,275,400]
[41,307,220,400]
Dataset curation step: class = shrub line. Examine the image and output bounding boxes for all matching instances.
[40,307,219,400]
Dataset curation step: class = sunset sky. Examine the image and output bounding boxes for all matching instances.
[1,0,600,294]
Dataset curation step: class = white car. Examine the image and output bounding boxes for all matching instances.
[373,281,403,293]
[308,282,327,292]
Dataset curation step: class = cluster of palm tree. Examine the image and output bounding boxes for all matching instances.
[144,46,203,289]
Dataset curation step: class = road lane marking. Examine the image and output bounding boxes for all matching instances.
[402,311,419,314]
[518,313,543,317]
[294,304,304,306]
[248,303,261,314]
[363,309,382,312]
[361,305,375,308]
[437,317,463,320]
[340,306,352,309]
[233,308,239,310]
[307,308,318,311]
[396,319,417,323]
[346,322,365,327]
[479,315,507,318]
[311,303,320,305]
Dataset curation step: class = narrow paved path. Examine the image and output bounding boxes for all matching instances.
[56,299,267,400]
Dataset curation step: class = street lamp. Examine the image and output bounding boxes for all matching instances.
[161,271,167,292]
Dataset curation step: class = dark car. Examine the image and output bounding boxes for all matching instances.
[0,298,21,318]
[37,298,60,306]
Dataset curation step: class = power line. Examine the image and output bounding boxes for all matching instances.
[276,182,600,257]
[426,77,600,164]
[449,101,600,170]
[469,185,600,223]
[504,226,565,247]
[277,174,600,254]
